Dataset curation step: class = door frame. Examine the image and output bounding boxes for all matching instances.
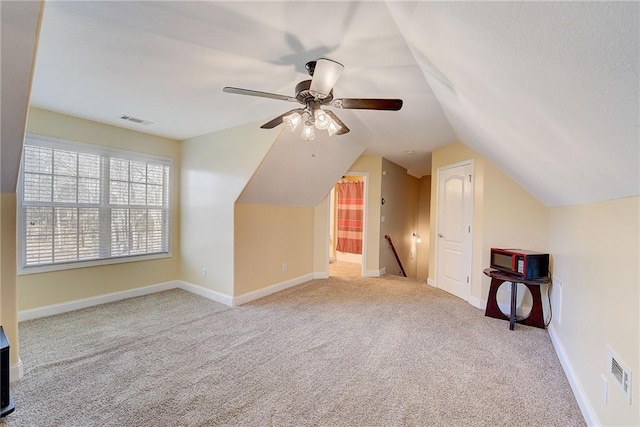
[326,171,369,277]
[433,159,474,301]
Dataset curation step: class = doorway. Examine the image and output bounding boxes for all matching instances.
[435,161,473,301]
[328,173,367,278]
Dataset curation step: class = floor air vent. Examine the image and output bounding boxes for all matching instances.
[119,115,153,125]
[607,346,632,403]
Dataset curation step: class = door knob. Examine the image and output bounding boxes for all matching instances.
[438,233,443,238]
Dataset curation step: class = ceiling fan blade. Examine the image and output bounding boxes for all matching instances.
[324,110,350,135]
[332,98,403,111]
[260,109,305,129]
[223,87,297,102]
[309,58,344,99]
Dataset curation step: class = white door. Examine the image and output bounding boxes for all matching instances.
[436,162,473,300]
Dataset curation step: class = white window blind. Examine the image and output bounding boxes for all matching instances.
[19,135,171,273]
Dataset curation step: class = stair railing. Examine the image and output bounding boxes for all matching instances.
[384,235,407,277]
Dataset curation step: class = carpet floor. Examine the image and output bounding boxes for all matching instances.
[3,275,585,426]
[329,260,362,278]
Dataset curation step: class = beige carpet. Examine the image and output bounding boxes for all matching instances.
[329,260,362,278]
[4,275,585,426]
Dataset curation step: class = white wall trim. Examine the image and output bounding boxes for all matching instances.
[548,324,600,427]
[232,273,315,306]
[365,267,386,277]
[468,295,486,310]
[178,281,234,307]
[427,278,437,287]
[18,281,180,321]
[10,358,23,383]
[314,272,329,279]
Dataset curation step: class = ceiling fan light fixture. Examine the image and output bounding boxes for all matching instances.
[301,120,316,141]
[326,119,342,138]
[282,111,302,132]
[309,58,344,99]
[314,109,331,130]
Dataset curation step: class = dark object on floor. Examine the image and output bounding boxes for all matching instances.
[1,326,15,417]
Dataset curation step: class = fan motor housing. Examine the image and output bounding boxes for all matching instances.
[295,80,333,105]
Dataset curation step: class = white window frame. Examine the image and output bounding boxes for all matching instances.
[17,133,173,275]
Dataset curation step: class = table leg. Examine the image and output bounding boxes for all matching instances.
[519,284,546,329]
[509,281,517,331]
[484,278,509,321]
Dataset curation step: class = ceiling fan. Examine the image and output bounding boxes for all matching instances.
[223,58,403,140]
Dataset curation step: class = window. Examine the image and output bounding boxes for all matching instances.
[18,134,172,273]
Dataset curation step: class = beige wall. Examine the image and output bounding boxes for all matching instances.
[549,197,639,426]
[380,158,420,278]
[234,204,314,295]
[347,156,382,274]
[481,162,549,301]
[313,196,329,274]
[18,108,182,310]
[429,142,548,304]
[180,121,280,296]
[1,194,19,365]
[416,175,431,281]
[1,1,43,368]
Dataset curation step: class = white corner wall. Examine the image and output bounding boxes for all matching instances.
[180,121,281,296]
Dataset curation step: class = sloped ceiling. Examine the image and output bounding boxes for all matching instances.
[0,0,42,192]
[22,1,640,207]
[237,129,365,206]
[387,2,639,206]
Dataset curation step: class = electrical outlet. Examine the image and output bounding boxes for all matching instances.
[381,215,385,222]
[282,263,287,272]
[410,251,414,259]
[201,268,207,278]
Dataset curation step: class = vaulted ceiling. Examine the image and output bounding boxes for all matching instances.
[4,1,639,206]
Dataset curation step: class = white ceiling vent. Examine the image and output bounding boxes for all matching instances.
[119,115,153,125]
[607,346,632,404]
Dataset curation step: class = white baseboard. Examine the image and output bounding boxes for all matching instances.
[548,324,599,426]
[365,267,386,277]
[426,278,485,311]
[178,281,234,307]
[232,273,314,306]
[17,275,317,321]
[10,358,23,382]
[18,281,180,321]
[468,295,486,310]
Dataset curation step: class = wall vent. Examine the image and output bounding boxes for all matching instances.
[607,346,632,403]
[119,115,153,125]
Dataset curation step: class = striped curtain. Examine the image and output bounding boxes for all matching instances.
[336,181,364,254]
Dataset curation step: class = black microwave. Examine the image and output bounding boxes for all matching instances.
[490,248,549,279]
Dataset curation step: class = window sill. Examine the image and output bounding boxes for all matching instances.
[18,252,173,276]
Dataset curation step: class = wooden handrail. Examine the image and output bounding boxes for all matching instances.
[384,235,407,277]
